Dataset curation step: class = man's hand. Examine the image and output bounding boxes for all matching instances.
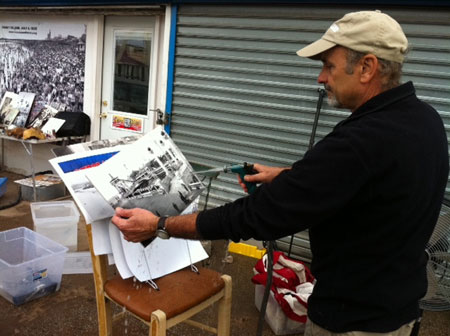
[111,207,158,243]
[238,163,290,192]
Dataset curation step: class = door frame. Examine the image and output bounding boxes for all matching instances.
[97,7,171,140]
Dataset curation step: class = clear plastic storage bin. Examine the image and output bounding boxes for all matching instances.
[0,227,68,305]
[30,200,80,252]
[63,251,93,274]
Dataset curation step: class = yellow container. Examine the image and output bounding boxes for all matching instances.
[228,242,266,259]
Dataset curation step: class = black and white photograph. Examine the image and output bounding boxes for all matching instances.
[86,128,204,217]
[13,91,35,127]
[0,21,86,118]
[49,136,208,282]
[0,91,18,124]
[29,104,58,129]
[1,106,19,126]
[27,99,46,126]
[86,135,142,150]
[51,134,141,157]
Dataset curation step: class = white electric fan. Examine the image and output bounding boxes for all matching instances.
[410,199,450,336]
[420,198,450,311]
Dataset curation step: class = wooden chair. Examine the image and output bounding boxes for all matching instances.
[86,224,232,336]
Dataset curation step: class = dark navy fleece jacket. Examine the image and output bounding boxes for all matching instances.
[197,82,449,332]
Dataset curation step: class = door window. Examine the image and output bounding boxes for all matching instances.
[113,31,152,115]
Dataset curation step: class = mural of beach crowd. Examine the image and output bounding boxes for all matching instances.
[0,23,86,129]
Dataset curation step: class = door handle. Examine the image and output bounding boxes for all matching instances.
[150,108,170,126]
[100,112,108,119]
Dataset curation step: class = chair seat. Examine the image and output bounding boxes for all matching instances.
[104,266,225,321]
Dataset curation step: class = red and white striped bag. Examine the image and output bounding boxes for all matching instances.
[252,251,315,323]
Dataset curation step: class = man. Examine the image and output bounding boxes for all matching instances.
[112,10,449,336]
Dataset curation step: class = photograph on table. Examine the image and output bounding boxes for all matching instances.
[29,104,58,129]
[1,106,19,126]
[27,99,46,127]
[13,92,36,127]
[0,91,18,124]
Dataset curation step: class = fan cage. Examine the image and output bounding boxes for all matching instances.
[420,198,450,311]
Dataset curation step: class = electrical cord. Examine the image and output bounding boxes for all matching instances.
[256,240,275,336]
[0,170,53,210]
[256,89,325,334]
[196,166,277,336]
[0,185,21,210]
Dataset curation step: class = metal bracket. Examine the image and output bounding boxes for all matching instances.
[150,108,170,126]
[146,279,160,291]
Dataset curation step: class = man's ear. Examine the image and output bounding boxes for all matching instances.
[360,54,378,83]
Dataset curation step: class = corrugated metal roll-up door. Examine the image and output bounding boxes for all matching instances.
[170,5,450,262]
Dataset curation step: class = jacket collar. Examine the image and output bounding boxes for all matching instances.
[347,81,415,121]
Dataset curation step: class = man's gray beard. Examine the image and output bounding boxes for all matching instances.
[324,85,342,108]
[327,94,342,108]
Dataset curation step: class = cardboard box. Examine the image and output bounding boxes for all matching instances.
[0,227,68,305]
[21,183,66,201]
[15,174,66,201]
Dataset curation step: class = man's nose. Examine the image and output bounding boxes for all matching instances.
[317,69,327,84]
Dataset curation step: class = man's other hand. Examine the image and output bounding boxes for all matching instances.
[111,207,158,243]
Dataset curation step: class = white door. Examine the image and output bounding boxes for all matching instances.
[100,16,162,140]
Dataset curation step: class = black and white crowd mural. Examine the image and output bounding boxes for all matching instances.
[0,22,86,115]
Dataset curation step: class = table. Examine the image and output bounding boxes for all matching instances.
[0,134,85,201]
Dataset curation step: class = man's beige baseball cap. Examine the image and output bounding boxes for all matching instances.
[297,10,408,63]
